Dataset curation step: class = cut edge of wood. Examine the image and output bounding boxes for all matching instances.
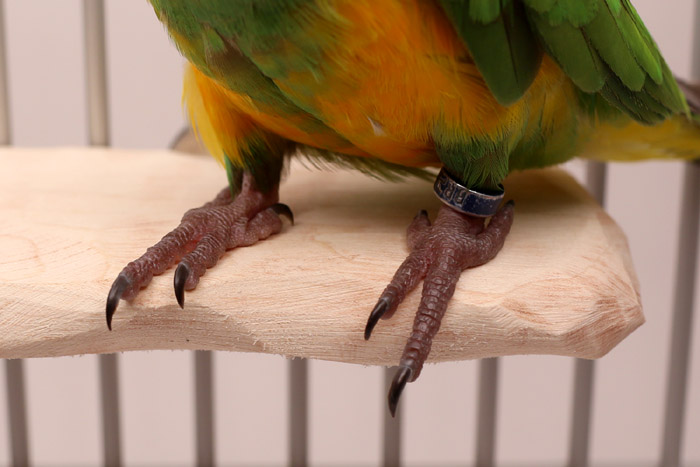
[0,148,645,365]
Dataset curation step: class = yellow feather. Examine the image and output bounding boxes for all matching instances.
[183,65,226,166]
[264,0,580,167]
[183,65,273,168]
[182,0,698,173]
[183,64,369,166]
[581,117,700,162]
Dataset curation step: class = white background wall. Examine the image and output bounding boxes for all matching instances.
[0,0,699,465]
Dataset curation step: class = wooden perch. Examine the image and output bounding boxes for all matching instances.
[0,148,643,364]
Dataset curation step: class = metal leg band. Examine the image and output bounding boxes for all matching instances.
[433,168,505,217]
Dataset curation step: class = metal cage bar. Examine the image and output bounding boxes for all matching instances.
[660,5,700,464]
[383,368,401,467]
[289,358,308,466]
[475,357,499,466]
[195,351,215,466]
[6,359,29,467]
[98,354,121,467]
[569,359,596,467]
[83,2,122,465]
[0,0,9,145]
[84,0,109,146]
[660,159,700,466]
[568,161,608,466]
[0,2,31,465]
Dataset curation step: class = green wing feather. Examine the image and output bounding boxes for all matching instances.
[439,0,688,123]
[439,0,543,106]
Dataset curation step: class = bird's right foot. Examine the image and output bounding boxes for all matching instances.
[105,173,292,330]
[364,202,515,416]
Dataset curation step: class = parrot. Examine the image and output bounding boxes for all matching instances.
[106,0,700,415]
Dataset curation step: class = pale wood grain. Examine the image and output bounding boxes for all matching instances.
[0,147,643,364]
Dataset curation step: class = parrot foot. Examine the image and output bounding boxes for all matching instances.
[365,201,515,416]
[105,173,291,330]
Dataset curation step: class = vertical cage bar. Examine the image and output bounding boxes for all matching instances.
[585,161,608,205]
[568,359,595,467]
[195,351,215,467]
[6,360,29,467]
[84,1,121,465]
[383,368,401,467]
[568,161,607,467]
[660,7,700,464]
[660,161,700,467]
[475,357,499,466]
[0,2,28,465]
[695,0,700,82]
[99,354,121,467]
[84,0,109,146]
[0,0,10,145]
[289,359,308,467]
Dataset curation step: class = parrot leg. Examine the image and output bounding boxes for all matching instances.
[364,202,514,416]
[105,173,291,330]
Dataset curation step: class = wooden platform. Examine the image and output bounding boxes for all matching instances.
[0,148,643,364]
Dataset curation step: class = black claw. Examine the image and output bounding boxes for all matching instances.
[106,274,131,331]
[174,262,191,309]
[388,366,413,417]
[364,297,391,340]
[270,203,294,225]
[505,199,515,207]
[415,209,428,219]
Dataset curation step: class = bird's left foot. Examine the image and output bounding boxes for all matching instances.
[364,202,514,416]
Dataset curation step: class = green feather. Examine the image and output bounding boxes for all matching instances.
[605,0,623,15]
[468,0,510,23]
[526,11,606,92]
[613,5,663,84]
[224,156,243,199]
[523,0,556,13]
[298,146,433,183]
[645,61,689,115]
[436,0,691,189]
[583,1,645,91]
[150,0,374,190]
[432,122,517,189]
[154,0,693,194]
[522,0,685,120]
[537,0,599,27]
[149,0,334,119]
[599,74,665,124]
[440,0,543,106]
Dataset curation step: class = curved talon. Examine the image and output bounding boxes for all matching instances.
[270,203,294,225]
[388,366,413,417]
[364,297,391,340]
[369,203,514,414]
[174,262,191,309]
[106,274,131,331]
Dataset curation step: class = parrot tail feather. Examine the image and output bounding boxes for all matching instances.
[580,82,700,163]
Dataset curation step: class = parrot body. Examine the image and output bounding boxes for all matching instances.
[106,0,700,413]
[151,0,700,191]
